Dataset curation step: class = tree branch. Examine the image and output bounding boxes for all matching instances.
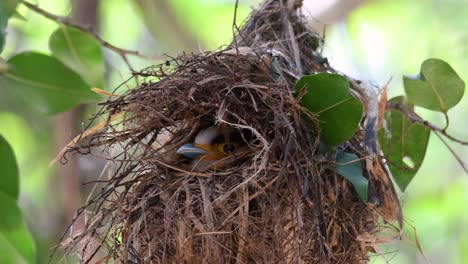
[20,0,155,71]
[388,102,468,146]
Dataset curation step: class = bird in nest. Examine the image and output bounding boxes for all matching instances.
[176,126,252,171]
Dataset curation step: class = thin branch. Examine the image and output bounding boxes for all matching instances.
[20,0,154,71]
[232,0,240,55]
[388,102,468,146]
[434,132,468,173]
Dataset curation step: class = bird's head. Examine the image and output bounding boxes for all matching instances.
[176,126,251,171]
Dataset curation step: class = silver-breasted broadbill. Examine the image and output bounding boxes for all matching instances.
[177,126,251,171]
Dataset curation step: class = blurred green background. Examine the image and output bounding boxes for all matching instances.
[1,0,467,263]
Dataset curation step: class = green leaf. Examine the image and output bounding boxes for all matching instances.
[295,73,363,146]
[403,58,465,112]
[0,135,19,200]
[0,0,19,52]
[336,152,368,201]
[378,96,430,191]
[0,33,4,52]
[49,26,105,87]
[3,52,100,114]
[0,192,36,264]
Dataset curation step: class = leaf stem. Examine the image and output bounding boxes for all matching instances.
[443,111,450,131]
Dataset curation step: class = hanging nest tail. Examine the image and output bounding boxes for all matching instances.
[59,0,403,263]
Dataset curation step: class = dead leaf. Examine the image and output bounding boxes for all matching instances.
[377,77,392,128]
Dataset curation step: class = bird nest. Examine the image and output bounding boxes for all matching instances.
[58,1,401,263]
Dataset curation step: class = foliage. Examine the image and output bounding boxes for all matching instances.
[0,3,106,263]
[295,73,363,146]
[336,152,368,201]
[404,58,465,113]
[378,96,431,191]
[2,52,100,114]
[0,135,36,264]
[384,58,465,190]
[296,60,466,199]
[1,0,467,263]
[0,134,19,199]
[49,26,105,88]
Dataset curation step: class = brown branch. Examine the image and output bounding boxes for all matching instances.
[20,0,155,71]
[388,102,468,146]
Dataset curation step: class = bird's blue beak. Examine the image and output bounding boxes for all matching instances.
[176,143,208,159]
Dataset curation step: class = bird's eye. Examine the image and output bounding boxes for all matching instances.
[223,143,235,153]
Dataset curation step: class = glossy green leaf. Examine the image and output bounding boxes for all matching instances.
[0,192,36,264]
[3,52,100,114]
[403,58,465,112]
[378,96,430,191]
[0,134,19,200]
[336,152,368,201]
[49,26,105,87]
[295,73,363,146]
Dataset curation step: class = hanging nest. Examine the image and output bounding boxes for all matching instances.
[59,0,402,263]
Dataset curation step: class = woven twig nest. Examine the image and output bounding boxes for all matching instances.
[60,1,401,263]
